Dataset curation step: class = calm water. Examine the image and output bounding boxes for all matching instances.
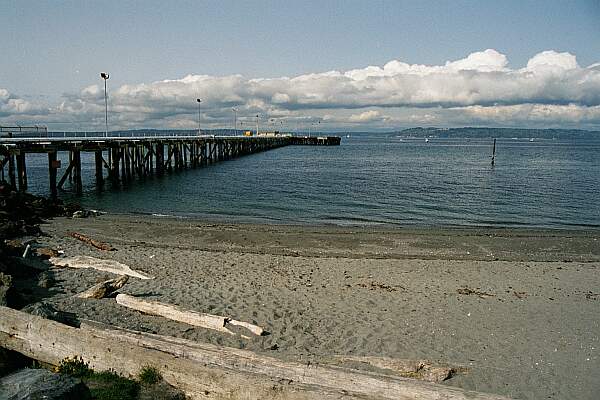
[20,135,600,229]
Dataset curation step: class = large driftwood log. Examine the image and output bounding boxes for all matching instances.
[50,256,153,280]
[77,275,129,299]
[69,232,115,251]
[0,306,511,400]
[332,355,458,383]
[115,293,265,337]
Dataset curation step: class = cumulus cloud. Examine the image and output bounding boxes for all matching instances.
[0,88,45,117]
[349,110,384,122]
[2,49,600,130]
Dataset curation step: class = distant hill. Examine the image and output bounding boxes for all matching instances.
[396,127,600,140]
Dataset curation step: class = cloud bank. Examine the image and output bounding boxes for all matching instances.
[2,49,600,130]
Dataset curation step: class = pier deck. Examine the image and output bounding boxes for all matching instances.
[0,134,340,198]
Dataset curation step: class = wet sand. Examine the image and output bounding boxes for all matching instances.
[36,214,600,399]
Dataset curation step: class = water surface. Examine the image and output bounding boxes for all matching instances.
[20,135,600,229]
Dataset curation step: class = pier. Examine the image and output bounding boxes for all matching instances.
[0,129,341,198]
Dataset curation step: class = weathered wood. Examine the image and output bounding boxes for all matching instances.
[332,356,457,383]
[16,153,27,191]
[94,150,104,186]
[72,150,82,193]
[77,275,129,299]
[50,256,152,280]
[68,231,115,251]
[0,306,511,400]
[48,151,58,200]
[115,294,265,337]
[57,158,75,190]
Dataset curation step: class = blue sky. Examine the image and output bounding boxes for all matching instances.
[1,0,600,131]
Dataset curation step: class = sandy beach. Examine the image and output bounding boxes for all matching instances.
[33,214,600,400]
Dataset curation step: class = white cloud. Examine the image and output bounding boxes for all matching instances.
[0,88,46,117]
[349,110,384,122]
[2,49,600,130]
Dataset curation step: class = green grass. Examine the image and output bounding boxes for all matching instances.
[56,356,92,377]
[138,365,162,385]
[86,371,140,400]
[57,356,139,400]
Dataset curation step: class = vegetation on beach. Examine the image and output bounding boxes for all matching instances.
[57,356,139,400]
[138,365,162,385]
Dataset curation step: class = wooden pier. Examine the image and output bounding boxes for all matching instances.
[0,134,340,198]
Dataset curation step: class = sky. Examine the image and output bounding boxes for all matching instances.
[1,0,600,131]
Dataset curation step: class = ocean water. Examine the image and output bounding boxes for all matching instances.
[18,134,600,229]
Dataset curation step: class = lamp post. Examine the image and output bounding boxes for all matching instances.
[232,108,237,136]
[256,114,259,136]
[100,72,109,137]
[196,99,202,135]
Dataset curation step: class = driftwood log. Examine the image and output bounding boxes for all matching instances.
[115,293,265,337]
[77,275,129,299]
[332,355,459,383]
[0,306,511,400]
[68,232,115,251]
[50,256,153,280]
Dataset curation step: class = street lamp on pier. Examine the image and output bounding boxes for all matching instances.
[196,99,202,135]
[100,72,109,137]
[232,108,237,136]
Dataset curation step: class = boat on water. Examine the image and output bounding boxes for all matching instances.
[425,138,429,143]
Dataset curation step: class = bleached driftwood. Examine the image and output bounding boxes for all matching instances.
[115,293,265,337]
[332,355,458,383]
[0,306,511,400]
[69,232,115,251]
[77,275,129,299]
[50,256,153,280]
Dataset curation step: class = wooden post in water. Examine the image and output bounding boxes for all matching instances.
[7,154,16,189]
[491,138,496,166]
[72,149,82,194]
[94,150,104,186]
[16,152,27,191]
[48,151,58,200]
[110,147,120,182]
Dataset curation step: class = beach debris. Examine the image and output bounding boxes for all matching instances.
[50,256,153,280]
[22,243,32,258]
[72,209,105,219]
[4,238,25,252]
[356,281,403,292]
[38,271,54,288]
[77,275,129,299]
[22,301,79,327]
[35,247,60,259]
[585,292,599,300]
[115,293,266,337]
[331,355,459,383]
[0,306,511,400]
[513,290,527,299]
[0,273,12,306]
[68,232,115,251]
[457,286,495,299]
[0,368,91,400]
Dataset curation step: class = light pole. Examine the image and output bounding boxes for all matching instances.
[256,114,259,136]
[232,108,237,136]
[196,99,202,135]
[100,72,109,137]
